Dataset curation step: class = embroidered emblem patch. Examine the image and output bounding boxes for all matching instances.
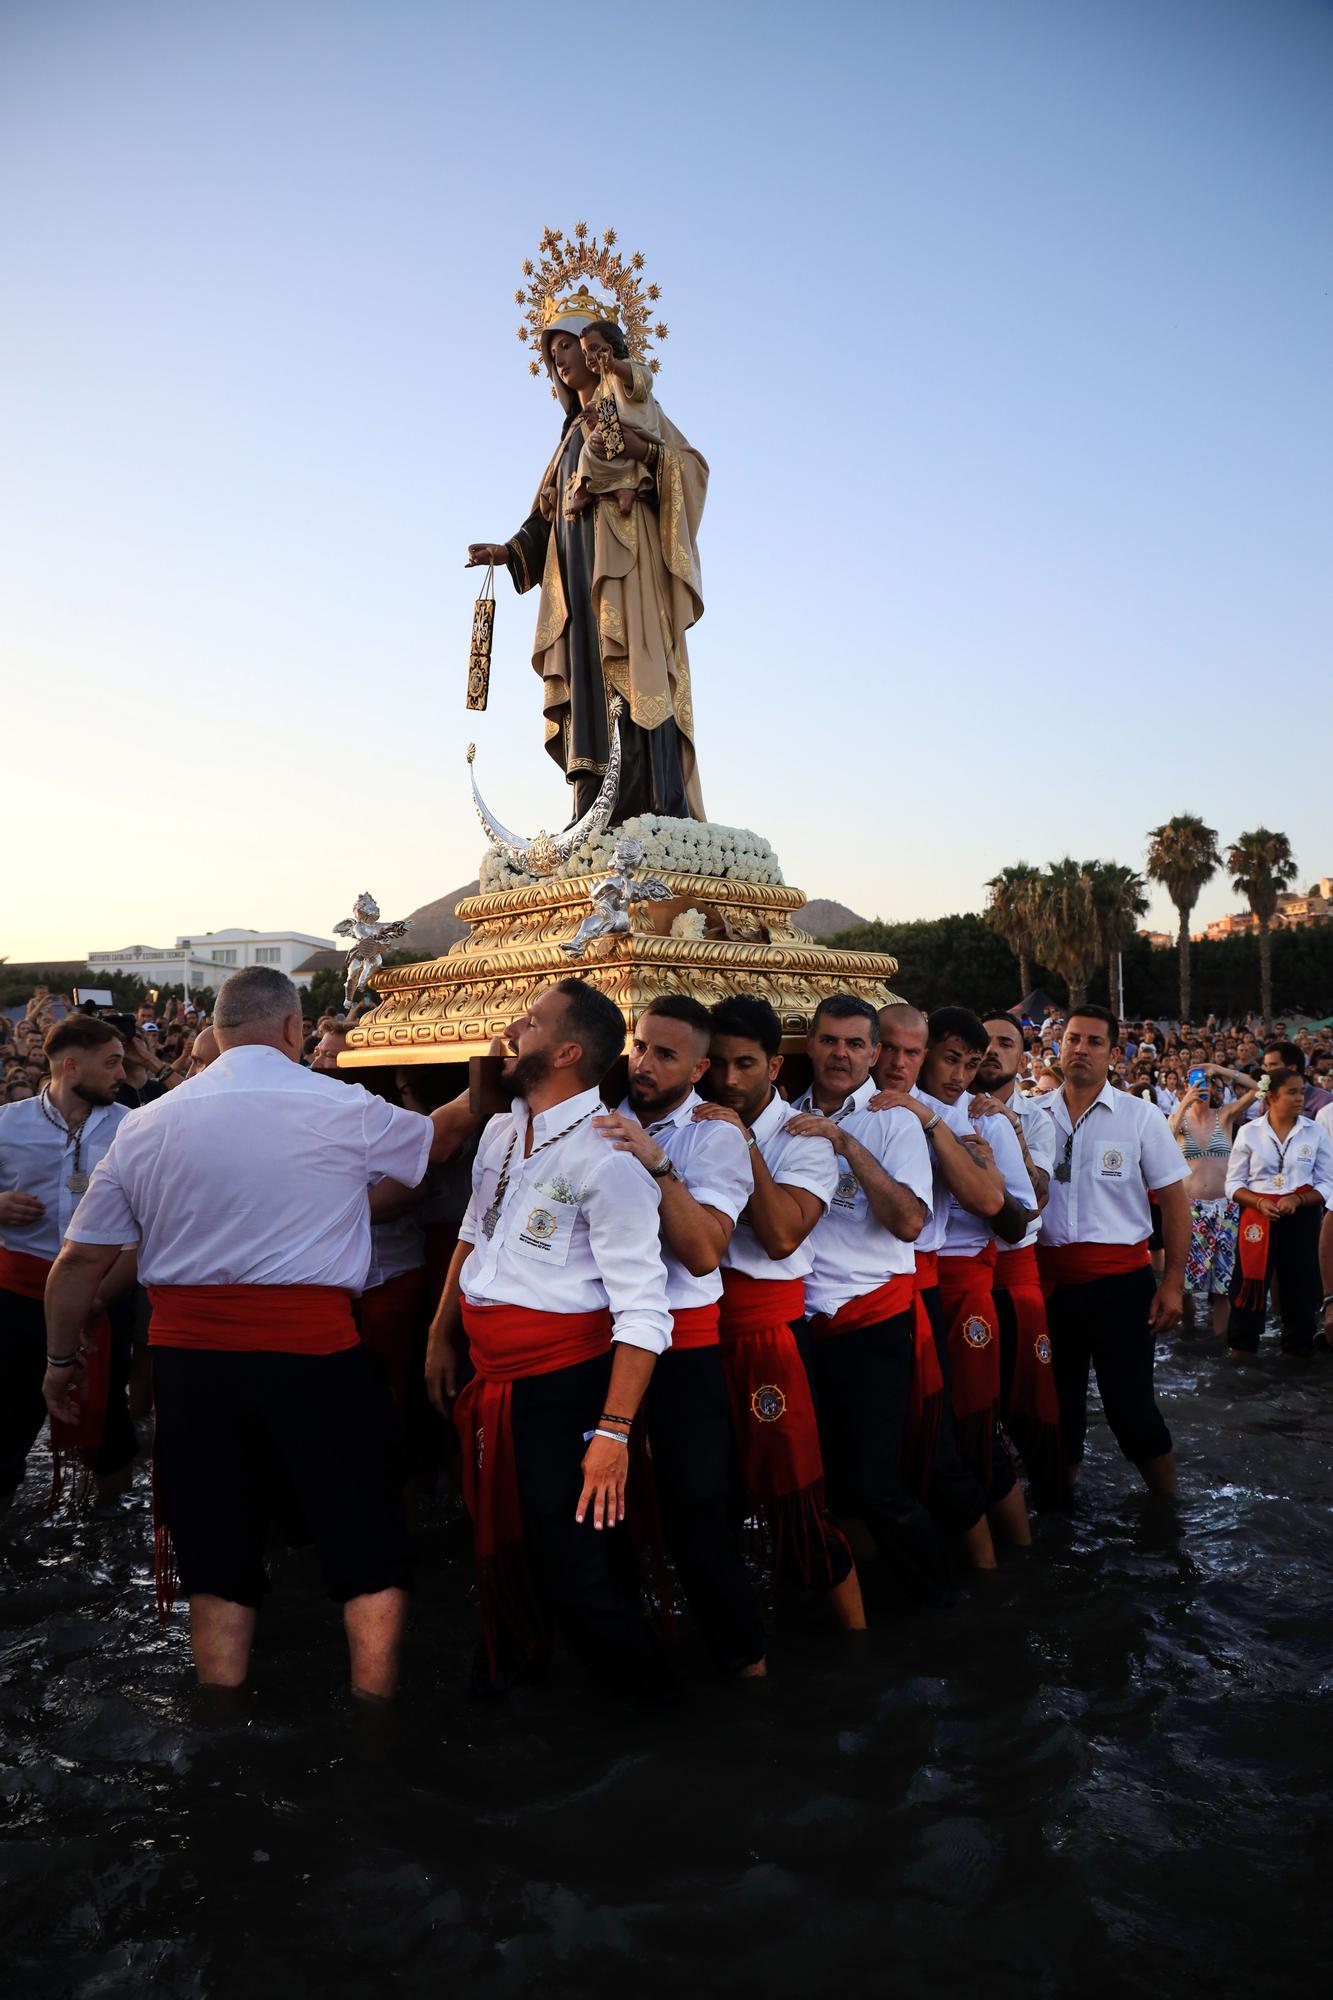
[1034,1332,1052,1365]
[963,1314,993,1349]
[1101,1148,1125,1173]
[525,1207,558,1239]
[750,1383,787,1422]
[834,1172,859,1204]
[1244,1222,1264,1243]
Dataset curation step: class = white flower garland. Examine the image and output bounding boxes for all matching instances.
[478,816,786,892]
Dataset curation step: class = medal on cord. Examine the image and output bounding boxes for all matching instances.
[38,1087,92,1196]
[480,1108,596,1240]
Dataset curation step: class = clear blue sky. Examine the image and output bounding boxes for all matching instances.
[3,0,1329,961]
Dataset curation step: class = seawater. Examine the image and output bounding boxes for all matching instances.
[2,1327,1331,1999]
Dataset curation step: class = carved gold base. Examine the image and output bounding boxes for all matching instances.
[341,870,901,1067]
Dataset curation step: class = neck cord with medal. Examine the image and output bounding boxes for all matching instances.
[1264,1119,1300,1192]
[1054,1099,1103,1184]
[38,1087,94,1195]
[480,1106,596,1240]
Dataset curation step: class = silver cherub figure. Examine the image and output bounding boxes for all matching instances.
[332,892,411,1009]
[560,836,672,959]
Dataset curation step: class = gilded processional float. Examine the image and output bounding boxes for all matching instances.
[341,224,901,1073]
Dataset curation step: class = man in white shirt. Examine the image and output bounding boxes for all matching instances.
[913,1009,1037,1548]
[787,997,950,1607]
[1035,1005,1190,1496]
[870,1004,1007,1570]
[697,996,866,1629]
[592,995,767,1677]
[45,967,475,1700]
[0,1015,134,1503]
[969,1011,1066,1510]
[426,978,677,1697]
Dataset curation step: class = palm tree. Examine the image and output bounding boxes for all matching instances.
[1089,861,1148,1017]
[1146,814,1220,1023]
[1032,859,1103,1008]
[984,863,1043,1000]
[1227,828,1298,1025]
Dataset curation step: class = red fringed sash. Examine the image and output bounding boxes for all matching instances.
[147,1284,358,1352]
[669,1303,720,1351]
[717,1271,845,1588]
[1233,1190,1313,1312]
[456,1298,612,1674]
[906,1254,945,1497]
[993,1245,1066,1506]
[938,1245,1001,1482]
[2,1248,112,1504]
[1036,1240,1149,1296]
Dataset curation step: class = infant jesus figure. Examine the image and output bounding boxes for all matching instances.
[565,321,668,519]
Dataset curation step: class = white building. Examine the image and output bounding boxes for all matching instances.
[88,928,338,995]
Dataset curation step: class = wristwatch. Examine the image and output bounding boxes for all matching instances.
[922,1112,940,1135]
[647,1157,679,1182]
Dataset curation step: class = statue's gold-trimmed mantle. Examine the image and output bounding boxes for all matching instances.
[342,870,900,1067]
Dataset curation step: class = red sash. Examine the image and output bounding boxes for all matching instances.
[717,1271,844,1589]
[1036,1241,1150,1298]
[456,1298,612,1673]
[906,1254,945,1497]
[803,1272,914,1338]
[146,1284,358,1353]
[0,1247,112,1498]
[938,1246,1000,1422]
[669,1303,720,1351]
[1233,1189,1313,1311]
[938,1245,1001,1484]
[354,1266,429,1417]
[992,1244,1066,1504]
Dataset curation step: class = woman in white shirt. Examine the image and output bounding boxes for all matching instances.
[1224,1069,1333,1358]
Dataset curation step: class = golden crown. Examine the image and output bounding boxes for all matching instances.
[515,223,668,394]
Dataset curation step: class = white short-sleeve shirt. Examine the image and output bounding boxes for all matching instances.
[1039,1082,1189,1247]
[459,1085,671,1355]
[798,1083,934,1314]
[911,1085,969,1256]
[1001,1090,1058,1252]
[944,1095,1036,1256]
[1225,1114,1333,1207]
[66,1044,431,1290]
[613,1091,752,1311]
[0,1095,128,1262]
[722,1088,839,1284]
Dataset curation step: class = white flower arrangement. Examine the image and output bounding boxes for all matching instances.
[535,1174,589,1206]
[669,909,708,940]
[479,816,785,891]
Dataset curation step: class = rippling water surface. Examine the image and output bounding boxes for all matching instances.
[4,1326,1331,1999]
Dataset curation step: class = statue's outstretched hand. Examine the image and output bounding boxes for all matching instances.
[466,543,506,568]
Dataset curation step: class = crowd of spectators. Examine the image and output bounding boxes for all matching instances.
[0,988,380,1108]
[1020,1007,1333,1111]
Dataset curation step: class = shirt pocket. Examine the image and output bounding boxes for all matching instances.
[510,1197,579,1268]
[1093,1137,1140,1184]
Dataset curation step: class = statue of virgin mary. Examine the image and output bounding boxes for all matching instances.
[467,260,708,825]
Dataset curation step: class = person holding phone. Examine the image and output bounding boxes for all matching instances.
[1168,1070,1256,1338]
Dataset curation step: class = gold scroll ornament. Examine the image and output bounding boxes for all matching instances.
[467,564,495,712]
